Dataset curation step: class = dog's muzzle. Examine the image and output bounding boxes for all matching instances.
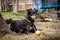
[31,15,36,20]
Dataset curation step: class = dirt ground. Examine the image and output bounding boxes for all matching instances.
[1,22,60,40]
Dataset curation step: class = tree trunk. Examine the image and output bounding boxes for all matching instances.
[13,0,18,13]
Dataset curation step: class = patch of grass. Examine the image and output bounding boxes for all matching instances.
[1,12,27,19]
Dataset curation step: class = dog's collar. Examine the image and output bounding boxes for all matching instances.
[25,19,31,22]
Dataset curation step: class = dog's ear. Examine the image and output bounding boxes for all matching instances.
[26,9,32,15]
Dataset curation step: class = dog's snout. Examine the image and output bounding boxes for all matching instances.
[31,15,36,19]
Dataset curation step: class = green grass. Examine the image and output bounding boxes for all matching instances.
[1,12,27,19]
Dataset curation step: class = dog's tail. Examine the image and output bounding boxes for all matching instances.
[0,13,3,19]
[5,19,13,24]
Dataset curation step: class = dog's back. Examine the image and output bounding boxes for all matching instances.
[10,19,32,33]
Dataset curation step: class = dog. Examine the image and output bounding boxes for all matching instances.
[8,9,37,34]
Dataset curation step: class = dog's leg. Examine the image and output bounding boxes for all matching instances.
[33,24,37,31]
[24,25,31,34]
[31,23,37,32]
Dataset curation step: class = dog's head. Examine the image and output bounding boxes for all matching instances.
[26,9,37,22]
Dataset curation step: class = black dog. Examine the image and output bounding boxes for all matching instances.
[9,9,37,34]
